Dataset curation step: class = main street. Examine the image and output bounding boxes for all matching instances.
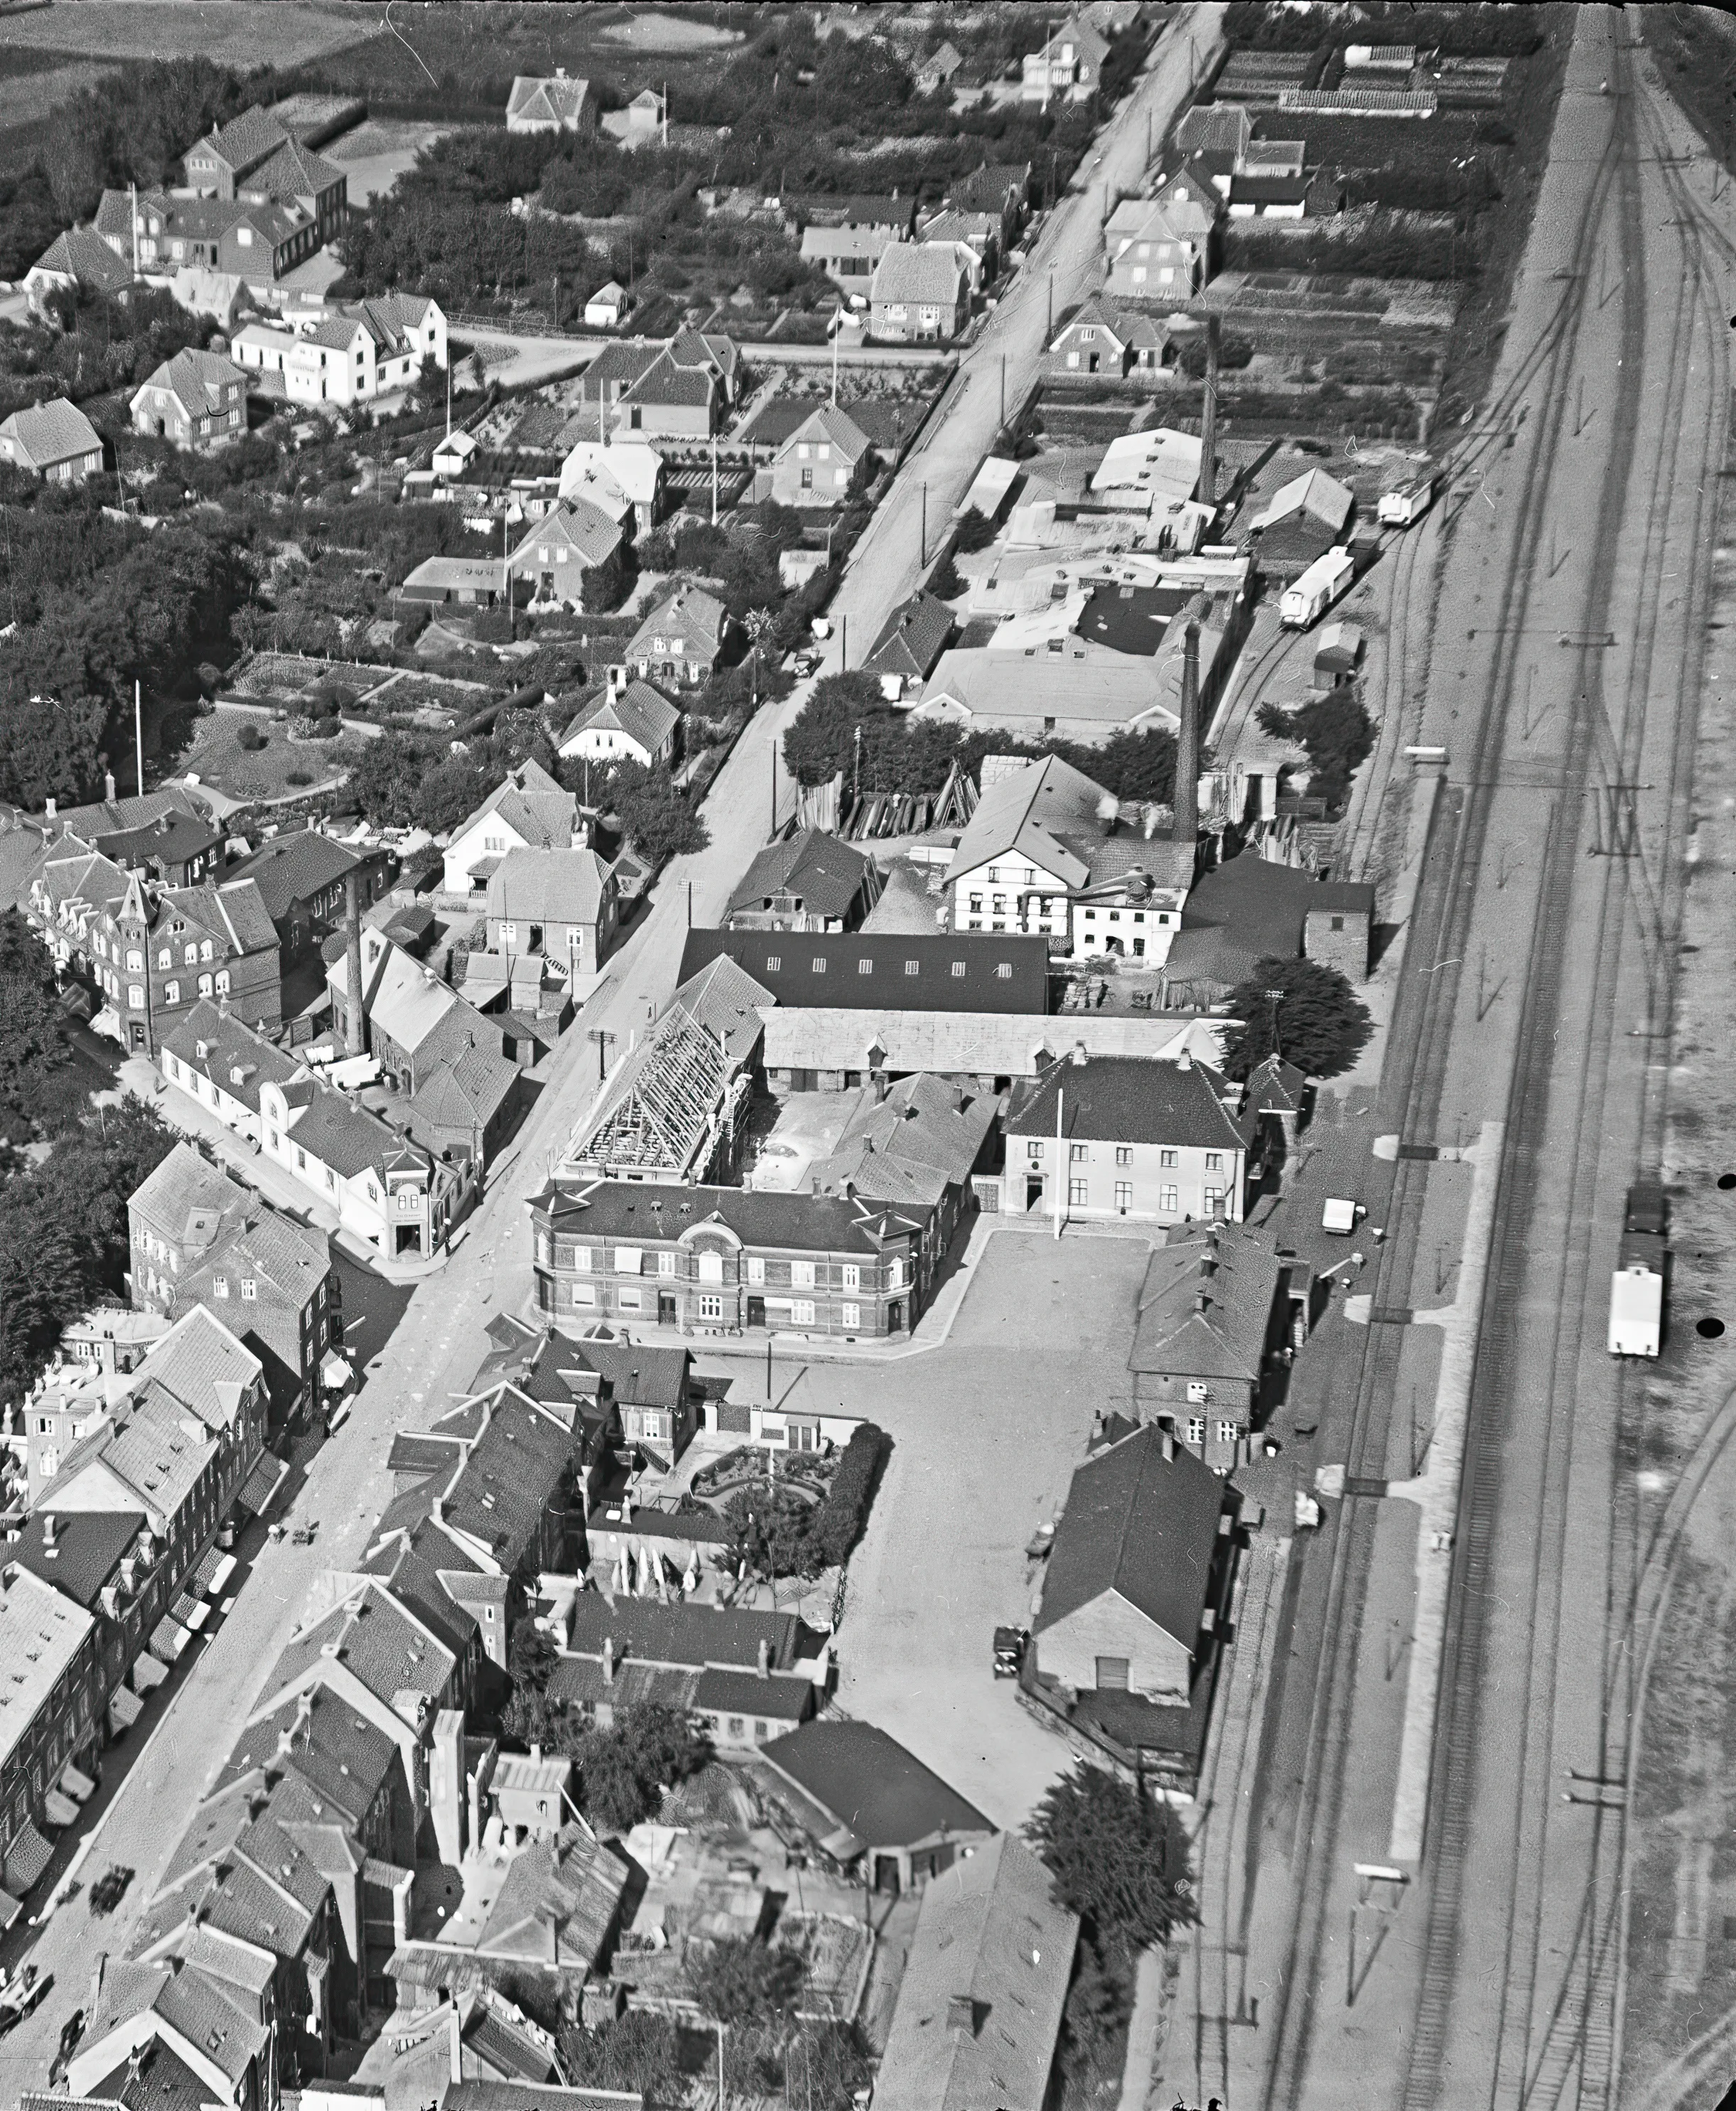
[0,15,1223,2095]
[1157,11,1734,2109]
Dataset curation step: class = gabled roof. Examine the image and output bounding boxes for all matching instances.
[810,1073,995,1210]
[951,161,1031,211]
[1176,101,1254,157]
[8,1509,141,1606]
[0,395,104,471]
[411,1042,519,1137]
[224,829,361,923]
[507,75,591,127]
[1006,1053,1246,1151]
[725,827,878,923]
[134,348,245,421]
[1035,1422,1223,1649]
[559,437,662,510]
[196,105,292,178]
[870,242,967,308]
[528,1177,934,1257]
[626,582,730,661]
[864,590,954,681]
[874,1835,1078,2111]
[29,225,133,295]
[1128,1222,1290,1385]
[561,680,681,757]
[949,751,1112,891]
[510,496,624,573]
[777,401,873,467]
[621,348,715,412]
[485,845,613,928]
[244,134,343,201]
[264,1576,455,1716]
[453,758,577,852]
[1250,465,1354,535]
[758,1719,991,1852]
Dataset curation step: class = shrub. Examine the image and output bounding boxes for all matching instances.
[952,507,999,554]
[235,724,268,751]
[308,716,343,741]
[285,769,313,786]
[810,1423,890,1569]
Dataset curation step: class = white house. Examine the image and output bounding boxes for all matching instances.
[558,680,681,770]
[432,428,479,480]
[506,72,591,132]
[947,754,1193,962]
[230,294,446,408]
[441,758,580,895]
[584,281,630,328]
[557,439,663,533]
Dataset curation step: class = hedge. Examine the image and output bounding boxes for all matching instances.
[811,1424,890,1571]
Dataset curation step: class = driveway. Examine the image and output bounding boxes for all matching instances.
[771,1224,1160,1829]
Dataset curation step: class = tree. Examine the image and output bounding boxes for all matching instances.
[1219,956,1372,1082]
[782,671,896,788]
[597,759,708,867]
[0,909,84,1139]
[1256,692,1373,810]
[723,1483,820,1583]
[577,1702,711,1833]
[927,548,964,600]
[685,1936,805,2027]
[558,2011,683,2100]
[508,1617,559,1695]
[1025,1764,1192,1962]
[952,506,1000,555]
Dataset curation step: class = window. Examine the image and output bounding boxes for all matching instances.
[658,1252,676,1277]
[615,1246,642,1276]
[905,960,920,976]
[126,950,144,973]
[996,962,1013,979]
[1027,1140,1044,1160]
[571,1245,592,1272]
[129,986,144,1009]
[1204,1188,1224,1215]
[1187,1380,1209,1404]
[1069,1179,1089,1207]
[1115,1183,1133,1213]
[1217,1419,1239,1446]
[573,1283,595,1307]
[791,1259,816,1289]
[240,1279,257,1301]
[747,1257,765,1286]
[1204,1153,1224,1173]
[857,957,873,976]
[165,981,180,1004]
[1116,1146,1133,1167]
[1187,1416,1207,1443]
[792,1299,816,1326]
[1160,1149,1178,1169]
[1069,1144,1087,1163]
[215,971,229,995]
[1160,1186,1179,1213]
[183,945,198,967]
[951,961,966,978]
[841,1302,861,1331]
[697,1252,724,1286]
[765,955,780,972]
[156,947,171,969]
[699,1294,723,1321]
[198,974,214,998]
[811,957,827,974]
[969,895,983,914]
[841,1264,861,1291]
[1330,915,1344,932]
[213,1277,229,1299]
[1095,1655,1131,1691]
[887,1258,906,1290]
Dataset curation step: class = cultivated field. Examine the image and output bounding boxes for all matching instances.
[0,0,374,67]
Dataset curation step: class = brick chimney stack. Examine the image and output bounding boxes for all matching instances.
[344,870,365,1057]
[1175,621,1200,844]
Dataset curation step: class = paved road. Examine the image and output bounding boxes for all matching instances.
[0,16,1226,2093]
[1157,14,1734,2111]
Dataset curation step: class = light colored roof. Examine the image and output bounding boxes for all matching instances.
[29,225,132,294]
[561,680,680,758]
[917,639,1188,734]
[0,395,102,471]
[455,758,576,853]
[559,438,661,510]
[355,938,460,1055]
[1251,466,1355,535]
[144,1303,265,1431]
[874,1835,1078,2111]
[871,242,968,308]
[1091,426,1201,503]
[507,75,591,126]
[950,753,1114,888]
[915,208,996,251]
[627,582,730,661]
[760,1008,1227,1078]
[433,429,478,461]
[0,1566,96,1774]
[1177,102,1254,156]
[485,847,613,928]
[588,279,625,304]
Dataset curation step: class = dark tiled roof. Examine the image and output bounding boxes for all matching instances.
[1128,1223,1289,1386]
[556,1596,799,1672]
[225,832,361,923]
[1007,1053,1246,1151]
[758,1719,991,1850]
[445,2076,645,2111]
[1168,853,1348,978]
[440,1391,571,1570]
[1035,1423,1222,1650]
[529,1177,932,1256]
[1075,583,1192,657]
[864,591,954,682]
[725,827,878,923]
[679,928,1050,1015]
[8,1510,140,1606]
[692,1667,813,1721]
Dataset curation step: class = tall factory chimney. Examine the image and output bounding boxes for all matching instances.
[1175,621,1200,844]
[1198,313,1221,512]
[343,871,365,1057]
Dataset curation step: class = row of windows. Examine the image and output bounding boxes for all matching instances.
[572,1282,857,1329]
[1026,1142,1225,1171]
[764,953,1012,981]
[553,1241,899,1291]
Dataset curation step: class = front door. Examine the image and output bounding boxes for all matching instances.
[747,1296,765,1328]
[888,1299,905,1333]
[658,1292,676,1325]
[129,1021,146,1049]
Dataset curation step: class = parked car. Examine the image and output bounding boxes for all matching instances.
[90,1864,134,1916]
[993,1625,1030,1678]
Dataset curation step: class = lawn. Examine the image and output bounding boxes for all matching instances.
[0,0,374,67]
[169,704,372,810]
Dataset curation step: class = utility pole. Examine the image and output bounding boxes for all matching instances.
[831,313,839,406]
[839,613,847,670]
[711,433,718,525]
[920,481,927,566]
[999,353,1006,428]
[1053,1087,1064,1240]
[1047,265,1054,338]
[134,679,144,797]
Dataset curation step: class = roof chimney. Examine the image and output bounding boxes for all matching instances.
[1071,1041,1087,1066]
[947,1995,978,2039]
[602,1634,615,1685]
[104,770,117,803]
[1177,1047,1192,1072]
[1175,622,1200,845]
[756,1637,770,1680]
[42,1513,58,1557]
[1095,791,1119,838]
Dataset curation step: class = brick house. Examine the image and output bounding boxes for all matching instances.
[723,827,880,933]
[0,1567,101,1906]
[0,397,106,481]
[765,404,874,509]
[527,1181,937,1339]
[183,104,347,245]
[620,582,733,689]
[225,829,396,967]
[506,497,625,610]
[485,846,619,975]
[1104,168,1221,299]
[868,242,970,342]
[1001,1051,1256,1223]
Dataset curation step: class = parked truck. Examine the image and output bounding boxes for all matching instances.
[1608,1180,1667,1358]
[1378,472,1439,528]
[1279,546,1354,628]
